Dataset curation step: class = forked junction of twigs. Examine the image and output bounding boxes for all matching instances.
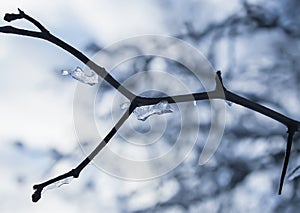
[0,9,299,202]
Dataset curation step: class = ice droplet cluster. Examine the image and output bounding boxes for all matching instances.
[120,100,173,121]
[61,67,98,86]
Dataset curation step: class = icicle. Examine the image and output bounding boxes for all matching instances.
[193,100,197,106]
[226,100,233,106]
[120,100,173,121]
[61,67,98,86]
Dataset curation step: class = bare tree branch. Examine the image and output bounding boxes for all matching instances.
[0,9,299,202]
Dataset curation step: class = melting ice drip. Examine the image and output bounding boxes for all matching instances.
[61,67,98,86]
[121,100,173,121]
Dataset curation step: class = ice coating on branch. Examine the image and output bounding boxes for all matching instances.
[61,67,98,86]
[121,100,173,121]
[134,101,173,121]
[44,177,74,191]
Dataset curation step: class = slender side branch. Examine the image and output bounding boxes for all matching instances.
[0,9,135,100]
[32,108,132,202]
[278,128,296,194]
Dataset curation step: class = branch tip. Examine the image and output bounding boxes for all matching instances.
[216,70,223,84]
[32,188,42,202]
[32,183,44,202]
[4,11,23,22]
[33,184,40,190]
[17,8,24,14]
[215,70,226,92]
[278,127,295,194]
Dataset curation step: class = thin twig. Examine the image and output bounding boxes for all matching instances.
[278,127,296,194]
[32,108,132,202]
[0,9,135,101]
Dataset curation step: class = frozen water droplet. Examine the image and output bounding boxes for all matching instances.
[193,101,197,106]
[133,100,173,121]
[62,67,98,86]
[288,166,300,181]
[120,102,130,110]
[226,101,233,107]
[61,70,69,76]
[44,177,74,192]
